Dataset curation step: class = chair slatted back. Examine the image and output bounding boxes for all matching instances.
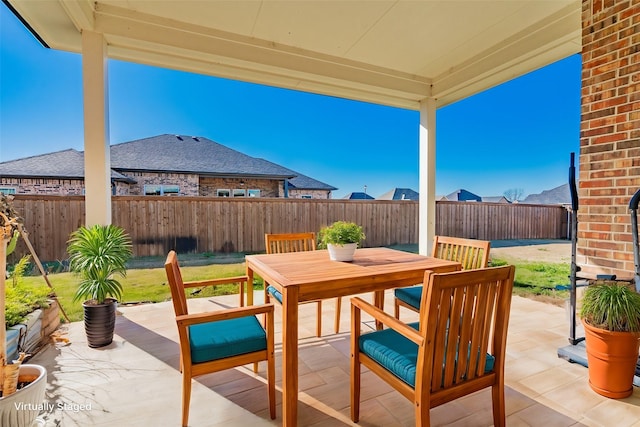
[165,250,189,316]
[431,236,490,270]
[265,232,316,254]
[418,266,514,398]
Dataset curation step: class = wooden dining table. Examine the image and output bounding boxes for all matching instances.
[245,246,460,426]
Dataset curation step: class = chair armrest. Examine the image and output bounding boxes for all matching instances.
[182,275,248,289]
[176,303,274,327]
[351,297,423,345]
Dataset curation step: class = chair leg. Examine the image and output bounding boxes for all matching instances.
[267,356,276,420]
[334,297,342,334]
[316,300,322,337]
[491,382,506,427]
[414,399,430,427]
[182,372,192,427]
[350,303,361,423]
[394,299,400,319]
[239,281,245,307]
[266,307,277,420]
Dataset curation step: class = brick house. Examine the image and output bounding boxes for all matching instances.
[578,1,640,280]
[0,134,337,199]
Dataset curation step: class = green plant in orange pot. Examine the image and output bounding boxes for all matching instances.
[580,281,640,398]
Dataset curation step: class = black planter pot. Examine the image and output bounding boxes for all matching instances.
[83,298,117,348]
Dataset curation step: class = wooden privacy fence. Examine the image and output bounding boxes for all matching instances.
[436,201,569,240]
[9,196,567,261]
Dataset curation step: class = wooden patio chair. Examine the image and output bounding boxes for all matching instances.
[264,232,342,336]
[351,265,515,426]
[394,236,491,319]
[164,251,276,427]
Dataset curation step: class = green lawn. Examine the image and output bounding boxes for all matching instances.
[17,263,264,323]
[492,257,570,301]
[15,256,569,323]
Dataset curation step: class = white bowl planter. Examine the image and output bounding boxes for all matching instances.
[327,243,358,261]
[0,364,47,427]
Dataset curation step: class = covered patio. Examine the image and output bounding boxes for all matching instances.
[31,290,640,426]
[5,0,640,425]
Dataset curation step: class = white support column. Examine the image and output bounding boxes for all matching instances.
[418,98,436,255]
[82,30,111,226]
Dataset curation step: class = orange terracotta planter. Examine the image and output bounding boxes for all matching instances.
[582,319,640,399]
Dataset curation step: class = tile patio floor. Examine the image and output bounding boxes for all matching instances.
[30,290,640,426]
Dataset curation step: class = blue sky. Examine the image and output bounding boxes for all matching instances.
[0,4,581,199]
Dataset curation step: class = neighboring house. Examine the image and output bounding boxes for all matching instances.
[481,196,511,203]
[0,149,135,195]
[0,134,336,199]
[522,183,571,205]
[377,188,419,201]
[342,192,374,200]
[444,189,482,202]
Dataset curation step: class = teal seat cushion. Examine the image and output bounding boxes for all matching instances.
[394,286,423,310]
[188,316,267,364]
[267,285,283,304]
[359,322,494,388]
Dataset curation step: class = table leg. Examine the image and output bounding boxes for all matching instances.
[246,266,254,306]
[282,285,299,427]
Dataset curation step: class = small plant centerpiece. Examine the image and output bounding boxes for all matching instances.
[0,194,47,426]
[67,224,132,348]
[318,221,365,262]
[580,281,640,398]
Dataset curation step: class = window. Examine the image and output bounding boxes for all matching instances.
[0,188,16,195]
[163,185,180,195]
[300,195,312,199]
[217,189,230,197]
[144,185,161,195]
[247,189,260,198]
[233,189,246,197]
[144,185,179,196]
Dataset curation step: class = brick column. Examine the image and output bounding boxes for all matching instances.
[579,0,640,279]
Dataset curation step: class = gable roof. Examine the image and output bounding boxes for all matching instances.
[445,189,482,202]
[377,188,419,201]
[110,134,295,179]
[342,192,374,200]
[0,149,133,182]
[256,158,337,191]
[0,134,336,190]
[286,171,337,191]
[522,183,571,205]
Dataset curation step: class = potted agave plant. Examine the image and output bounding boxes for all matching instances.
[0,193,47,426]
[318,221,365,262]
[67,224,132,348]
[580,281,640,398]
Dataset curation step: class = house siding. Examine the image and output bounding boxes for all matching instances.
[120,171,200,196]
[0,177,85,195]
[285,189,332,199]
[199,176,280,197]
[579,0,640,279]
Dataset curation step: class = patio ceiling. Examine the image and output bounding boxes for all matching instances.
[7,0,581,109]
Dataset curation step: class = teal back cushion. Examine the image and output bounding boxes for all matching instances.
[267,285,283,304]
[394,286,423,310]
